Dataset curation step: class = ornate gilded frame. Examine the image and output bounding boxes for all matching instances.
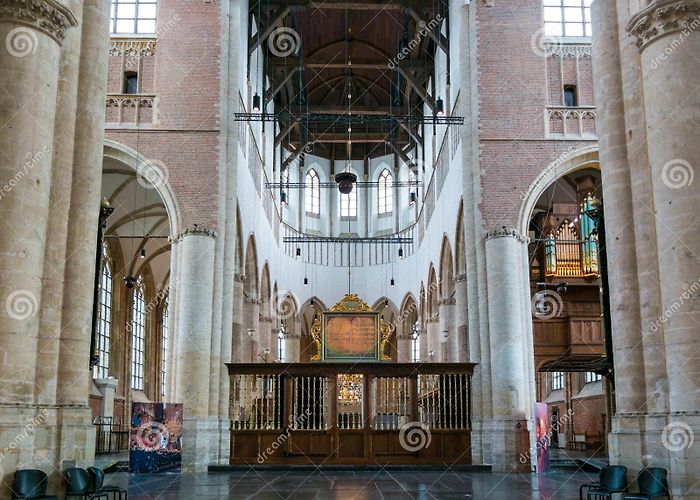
[310,294,391,362]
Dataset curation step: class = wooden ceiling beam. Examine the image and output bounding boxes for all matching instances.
[249,6,291,54]
[398,67,435,112]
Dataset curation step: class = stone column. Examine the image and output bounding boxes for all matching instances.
[483,227,532,472]
[627,2,700,495]
[454,274,468,362]
[396,317,413,363]
[231,275,245,362]
[0,0,76,408]
[173,228,217,471]
[438,298,455,362]
[425,317,439,361]
[284,326,301,363]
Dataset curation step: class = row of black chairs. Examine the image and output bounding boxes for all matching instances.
[580,466,670,500]
[11,467,127,500]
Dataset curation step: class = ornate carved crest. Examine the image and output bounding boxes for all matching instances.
[627,0,700,49]
[0,0,77,44]
[329,293,374,313]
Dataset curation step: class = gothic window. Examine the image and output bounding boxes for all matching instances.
[543,0,592,37]
[585,371,602,383]
[564,85,577,107]
[161,299,168,398]
[378,169,393,215]
[110,0,157,35]
[551,371,564,391]
[131,281,146,390]
[93,254,113,379]
[305,169,320,214]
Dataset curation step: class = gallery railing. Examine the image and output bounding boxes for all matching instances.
[227,363,475,465]
[92,416,130,455]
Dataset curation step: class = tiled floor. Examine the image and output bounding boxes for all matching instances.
[104,469,596,499]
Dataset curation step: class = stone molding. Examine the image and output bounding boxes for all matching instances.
[439,298,457,306]
[106,94,156,109]
[234,273,245,283]
[484,226,529,244]
[627,0,700,49]
[109,37,156,57]
[455,273,467,283]
[173,226,217,242]
[0,0,77,44]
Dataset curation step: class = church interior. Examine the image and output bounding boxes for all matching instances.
[0,0,698,498]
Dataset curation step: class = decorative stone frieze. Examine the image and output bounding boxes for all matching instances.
[484,226,528,244]
[627,0,700,49]
[0,0,77,44]
[109,37,156,57]
[544,42,592,59]
[106,94,156,109]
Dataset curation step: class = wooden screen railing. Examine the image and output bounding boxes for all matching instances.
[227,363,476,465]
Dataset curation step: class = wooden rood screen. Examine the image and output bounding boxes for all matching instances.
[227,363,475,465]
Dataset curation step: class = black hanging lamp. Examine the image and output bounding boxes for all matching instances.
[436,97,445,116]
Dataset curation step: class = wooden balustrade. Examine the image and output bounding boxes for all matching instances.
[227,363,475,465]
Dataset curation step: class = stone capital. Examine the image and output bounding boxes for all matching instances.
[484,226,528,244]
[627,0,700,49]
[0,0,77,44]
[455,273,467,283]
[234,273,245,283]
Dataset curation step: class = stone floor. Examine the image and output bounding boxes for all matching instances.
[103,469,597,499]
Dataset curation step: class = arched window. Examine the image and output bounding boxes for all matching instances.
[340,187,357,217]
[131,281,146,390]
[93,254,113,379]
[543,0,592,37]
[161,299,169,399]
[378,169,393,215]
[551,371,564,391]
[305,169,320,214]
[110,0,157,35]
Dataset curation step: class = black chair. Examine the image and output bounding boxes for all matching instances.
[64,468,108,500]
[87,466,127,500]
[583,465,629,499]
[623,468,670,500]
[10,469,56,500]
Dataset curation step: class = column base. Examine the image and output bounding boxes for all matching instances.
[180,417,230,472]
[609,412,700,498]
[0,405,95,496]
[471,417,532,472]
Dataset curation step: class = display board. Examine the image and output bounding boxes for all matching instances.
[310,293,391,362]
[534,402,551,474]
[130,402,182,473]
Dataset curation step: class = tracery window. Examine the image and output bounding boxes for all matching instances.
[378,169,393,215]
[93,254,113,379]
[585,371,602,384]
[131,281,146,390]
[110,0,157,35]
[305,169,320,214]
[543,0,593,37]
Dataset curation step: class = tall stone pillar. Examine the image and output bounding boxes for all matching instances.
[453,274,468,362]
[396,318,413,363]
[483,227,532,472]
[438,299,455,362]
[284,320,301,363]
[173,228,217,471]
[231,275,245,362]
[425,317,439,361]
[627,1,700,495]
